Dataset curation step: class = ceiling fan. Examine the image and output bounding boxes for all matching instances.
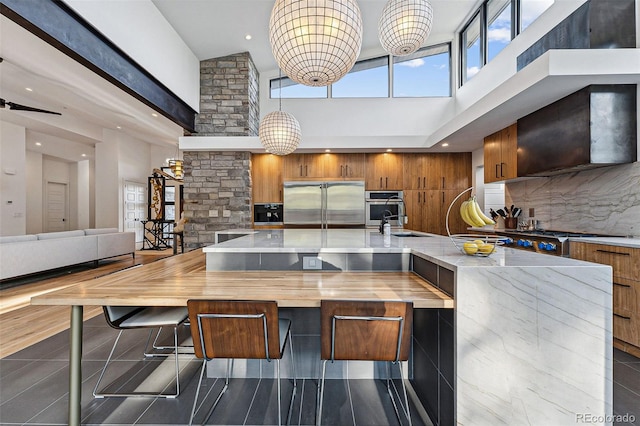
[0,57,62,115]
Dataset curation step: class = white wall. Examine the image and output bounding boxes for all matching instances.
[25,150,43,234]
[95,130,158,230]
[64,0,200,111]
[77,160,91,229]
[0,121,27,236]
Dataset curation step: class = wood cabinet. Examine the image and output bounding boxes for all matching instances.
[252,154,283,203]
[322,153,365,179]
[365,153,403,190]
[404,153,471,190]
[571,242,640,356]
[484,123,517,183]
[283,154,324,179]
[404,189,467,236]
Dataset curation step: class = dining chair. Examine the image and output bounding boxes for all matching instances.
[317,300,413,426]
[93,305,189,398]
[187,299,296,426]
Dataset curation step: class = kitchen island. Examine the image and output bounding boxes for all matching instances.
[204,229,613,426]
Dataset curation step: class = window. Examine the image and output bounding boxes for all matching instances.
[393,44,451,97]
[332,56,389,98]
[270,77,327,99]
[164,186,175,221]
[487,0,512,62]
[269,45,451,99]
[462,12,482,83]
[460,0,554,86]
[521,0,554,32]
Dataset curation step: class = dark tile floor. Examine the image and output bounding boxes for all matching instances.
[0,316,427,425]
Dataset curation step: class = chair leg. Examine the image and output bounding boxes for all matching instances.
[189,359,207,426]
[147,326,194,355]
[286,328,297,426]
[195,359,231,426]
[386,361,412,426]
[316,359,328,426]
[94,327,181,398]
[93,329,124,398]
[277,359,282,426]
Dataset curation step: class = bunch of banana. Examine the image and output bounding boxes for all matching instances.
[460,196,495,227]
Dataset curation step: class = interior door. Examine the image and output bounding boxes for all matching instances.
[124,181,146,245]
[46,181,69,232]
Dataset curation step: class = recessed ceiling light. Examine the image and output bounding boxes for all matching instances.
[81,154,87,157]
[35,142,42,146]
[151,113,158,117]
[25,87,33,92]
[442,142,449,147]
[116,126,122,129]
[245,34,252,40]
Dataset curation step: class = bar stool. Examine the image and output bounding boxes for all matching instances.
[317,300,413,426]
[93,305,189,398]
[187,299,297,426]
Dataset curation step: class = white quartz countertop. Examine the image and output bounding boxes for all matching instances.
[203,229,603,270]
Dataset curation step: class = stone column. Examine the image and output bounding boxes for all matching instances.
[183,52,259,249]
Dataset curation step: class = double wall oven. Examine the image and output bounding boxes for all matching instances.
[365,190,405,228]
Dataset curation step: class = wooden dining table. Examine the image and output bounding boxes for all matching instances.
[31,248,453,426]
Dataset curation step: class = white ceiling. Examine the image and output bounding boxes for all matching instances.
[152,0,479,72]
[0,0,483,162]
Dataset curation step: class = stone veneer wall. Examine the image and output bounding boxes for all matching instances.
[183,52,259,249]
[505,162,640,237]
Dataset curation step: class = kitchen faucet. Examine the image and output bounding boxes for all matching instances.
[384,195,406,227]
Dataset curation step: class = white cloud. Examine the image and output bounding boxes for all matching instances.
[467,66,480,78]
[488,27,511,43]
[397,58,425,68]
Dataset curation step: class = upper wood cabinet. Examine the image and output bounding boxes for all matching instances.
[322,153,365,179]
[283,154,324,179]
[403,154,427,190]
[365,153,403,190]
[251,154,283,203]
[404,153,471,190]
[484,123,517,183]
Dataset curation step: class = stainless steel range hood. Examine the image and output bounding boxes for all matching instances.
[517,84,637,177]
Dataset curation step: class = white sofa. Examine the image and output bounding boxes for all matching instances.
[0,228,135,281]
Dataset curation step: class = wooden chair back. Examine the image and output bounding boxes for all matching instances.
[320,300,413,362]
[187,300,281,360]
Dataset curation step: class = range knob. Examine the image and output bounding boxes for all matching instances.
[537,242,557,251]
[518,239,533,247]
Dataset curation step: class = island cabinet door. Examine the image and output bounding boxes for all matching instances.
[252,153,283,203]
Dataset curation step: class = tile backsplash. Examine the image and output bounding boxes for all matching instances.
[506,162,640,237]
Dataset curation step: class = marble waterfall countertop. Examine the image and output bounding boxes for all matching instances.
[205,228,614,425]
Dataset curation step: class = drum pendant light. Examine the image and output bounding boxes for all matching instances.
[379,0,433,56]
[269,0,363,87]
[258,72,301,155]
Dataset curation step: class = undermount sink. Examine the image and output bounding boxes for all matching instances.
[391,232,426,237]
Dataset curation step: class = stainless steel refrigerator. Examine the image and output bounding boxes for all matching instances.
[283,181,365,227]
